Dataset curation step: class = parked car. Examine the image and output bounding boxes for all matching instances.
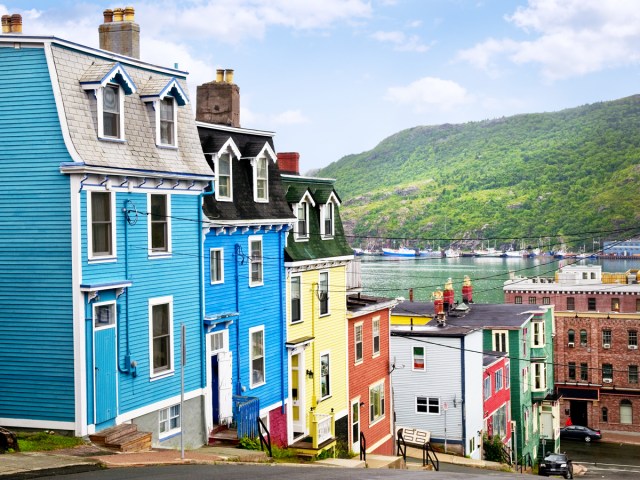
[560,425,602,442]
[539,452,573,478]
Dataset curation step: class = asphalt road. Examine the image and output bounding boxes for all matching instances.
[561,439,640,479]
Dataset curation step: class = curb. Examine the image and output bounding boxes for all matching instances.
[1,463,104,479]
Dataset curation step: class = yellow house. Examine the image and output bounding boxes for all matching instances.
[280,162,353,456]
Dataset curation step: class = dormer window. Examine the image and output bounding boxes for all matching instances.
[254,157,268,202]
[217,153,232,200]
[158,97,176,146]
[320,192,340,240]
[102,84,122,138]
[296,202,309,240]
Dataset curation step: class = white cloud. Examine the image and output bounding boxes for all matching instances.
[271,110,310,125]
[385,77,470,112]
[459,0,640,80]
[371,30,430,53]
[407,20,423,28]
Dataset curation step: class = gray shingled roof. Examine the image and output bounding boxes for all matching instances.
[79,62,120,83]
[51,45,210,177]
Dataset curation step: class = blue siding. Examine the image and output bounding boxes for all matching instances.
[204,228,288,409]
[81,192,205,417]
[0,48,75,422]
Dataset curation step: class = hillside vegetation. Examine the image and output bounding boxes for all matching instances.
[317,95,640,248]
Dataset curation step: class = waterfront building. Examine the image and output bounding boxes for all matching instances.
[504,264,640,433]
[0,11,214,447]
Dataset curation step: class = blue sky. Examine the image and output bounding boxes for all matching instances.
[6,1,640,172]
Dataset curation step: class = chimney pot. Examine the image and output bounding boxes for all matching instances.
[225,69,234,84]
[103,9,113,23]
[10,14,22,34]
[277,152,300,175]
[123,6,135,22]
[2,15,10,34]
[113,8,124,22]
[216,69,225,83]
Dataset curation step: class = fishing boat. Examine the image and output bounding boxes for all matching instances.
[419,249,442,258]
[382,247,417,257]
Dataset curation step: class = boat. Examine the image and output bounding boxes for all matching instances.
[353,248,364,256]
[419,249,442,258]
[504,248,526,258]
[444,248,461,258]
[382,247,417,257]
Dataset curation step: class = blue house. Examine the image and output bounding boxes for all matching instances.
[195,71,295,446]
[0,11,213,447]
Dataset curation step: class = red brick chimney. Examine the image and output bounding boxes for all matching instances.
[277,152,300,175]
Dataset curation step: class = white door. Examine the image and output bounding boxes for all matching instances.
[352,399,360,453]
[291,352,305,436]
[218,351,233,425]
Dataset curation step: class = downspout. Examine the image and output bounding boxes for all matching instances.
[279,228,286,413]
[460,336,467,456]
[118,199,133,375]
[235,243,242,394]
[199,186,215,389]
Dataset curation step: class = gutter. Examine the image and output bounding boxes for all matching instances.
[461,336,467,456]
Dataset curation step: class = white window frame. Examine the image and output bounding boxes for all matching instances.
[209,330,226,353]
[148,296,174,379]
[412,345,426,371]
[93,301,116,329]
[533,362,546,391]
[253,156,269,202]
[87,190,117,261]
[369,380,385,425]
[493,330,509,353]
[295,201,310,241]
[210,248,224,284]
[318,271,329,316]
[495,368,503,391]
[372,316,380,357]
[215,152,233,201]
[249,325,266,388]
[416,396,440,415]
[505,361,510,389]
[97,83,125,141]
[484,376,491,400]
[523,366,529,392]
[156,96,178,148]
[320,201,335,239]
[249,236,263,287]
[354,322,364,364]
[159,404,181,439]
[320,351,331,400]
[147,193,172,257]
[290,274,302,323]
[531,321,544,348]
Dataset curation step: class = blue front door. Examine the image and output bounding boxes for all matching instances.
[95,325,117,427]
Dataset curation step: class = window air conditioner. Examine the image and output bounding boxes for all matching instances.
[568,342,574,348]
[603,343,611,349]
[629,345,638,350]
[603,378,612,384]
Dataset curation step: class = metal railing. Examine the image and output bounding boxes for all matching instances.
[499,444,513,466]
[397,429,407,462]
[518,452,533,473]
[396,429,439,471]
[359,431,366,462]
[257,416,272,458]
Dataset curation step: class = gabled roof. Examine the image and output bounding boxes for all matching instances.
[80,62,137,94]
[138,77,189,106]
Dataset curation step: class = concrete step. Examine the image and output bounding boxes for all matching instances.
[366,454,406,469]
[208,427,239,446]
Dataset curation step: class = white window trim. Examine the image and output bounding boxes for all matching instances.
[208,330,227,354]
[372,316,380,358]
[294,201,310,241]
[318,270,330,316]
[290,274,303,324]
[416,396,440,415]
[209,248,224,284]
[354,322,364,365]
[252,156,269,203]
[215,152,234,202]
[484,376,491,400]
[87,189,117,262]
[532,362,546,391]
[368,379,385,425]
[523,366,529,392]
[147,193,172,257]
[320,201,335,239]
[158,404,181,439]
[412,345,426,371]
[249,325,266,388]
[249,235,264,287]
[495,368,503,391]
[319,350,331,401]
[148,296,175,380]
[155,96,178,148]
[93,300,117,330]
[492,330,509,354]
[531,321,544,348]
[505,362,510,390]
[97,83,125,141]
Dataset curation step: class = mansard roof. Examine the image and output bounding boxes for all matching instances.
[138,77,189,106]
[198,123,295,223]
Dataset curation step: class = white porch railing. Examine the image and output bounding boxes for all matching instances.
[315,413,332,445]
[346,258,362,292]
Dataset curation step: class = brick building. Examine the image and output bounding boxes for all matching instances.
[504,264,640,433]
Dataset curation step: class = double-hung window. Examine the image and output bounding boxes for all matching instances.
[89,191,115,259]
[159,404,180,438]
[629,365,638,384]
[568,362,576,380]
[484,376,491,400]
[249,237,263,286]
[158,97,176,146]
[319,272,329,315]
[533,362,546,390]
[101,84,122,139]
[369,381,385,423]
[210,248,224,284]
[320,353,330,399]
[354,323,363,363]
[495,368,503,391]
[149,194,171,254]
[290,276,301,323]
[321,202,334,238]
[603,329,612,347]
[629,330,638,348]
[372,317,380,356]
[150,297,173,377]
[250,326,265,387]
[532,321,544,347]
[567,297,575,310]
[216,153,232,200]
[416,396,439,414]
[580,363,589,381]
[254,157,268,201]
[296,201,309,240]
[602,363,613,381]
[493,330,508,353]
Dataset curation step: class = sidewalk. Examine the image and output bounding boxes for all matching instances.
[600,429,640,446]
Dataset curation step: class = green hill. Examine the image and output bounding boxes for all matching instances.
[317,95,640,249]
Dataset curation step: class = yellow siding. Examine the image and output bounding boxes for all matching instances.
[390,314,432,326]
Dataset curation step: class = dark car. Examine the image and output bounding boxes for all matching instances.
[560,425,602,442]
[539,452,573,478]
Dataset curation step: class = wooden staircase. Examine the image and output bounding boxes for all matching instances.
[208,424,239,446]
[89,423,152,453]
